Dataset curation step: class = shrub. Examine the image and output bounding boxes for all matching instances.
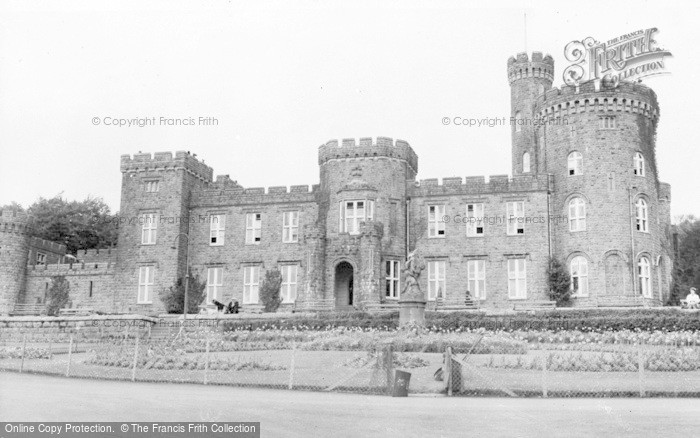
[260,269,283,313]
[159,272,206,314]
[547,257,571,305]
[46,275,70,316]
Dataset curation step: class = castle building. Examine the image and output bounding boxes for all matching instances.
[0,52,673,315]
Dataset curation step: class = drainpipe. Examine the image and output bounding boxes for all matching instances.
[628,187,637,295]
[405,198,410,259]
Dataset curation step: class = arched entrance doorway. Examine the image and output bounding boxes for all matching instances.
[334,261,354,310]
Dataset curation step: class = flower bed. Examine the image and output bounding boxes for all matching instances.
[0,346,51,359]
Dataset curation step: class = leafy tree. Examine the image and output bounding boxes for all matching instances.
[547,257,571,305]
[159,272,206,314]
[670,215,700,304]
[26,195,118,255]
[46,275,71,316]
[260,269,283,312]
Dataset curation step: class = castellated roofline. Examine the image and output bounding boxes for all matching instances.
[507,52,555,84]
[412,174,552,196]
[318,136,418,172]
[120,150,214,182]
[507,51,554,66]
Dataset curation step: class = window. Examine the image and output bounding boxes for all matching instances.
[210,214,225,246]
[243,266,260,304]
[427,261,446,301]
[522,152,531,173]
[507,201,525,235]
[280,265,298,303]
[339,200,374,234]
[206,267,223,303]
[514,111,522,132]
[88,281,93,298]
[570,256,589,297]
[245,213,262,244]
[569,125,577,138]
[36,252,46,265]
[385,260,400,299]
[141,213,157,245]
[466,203,484,237]
[568,151,582,176]
[507,258,527,299]
[144,180,160,192]
[638,257,652,298]
[137,266,155,303]
[568,198,586,232]
[428,205,446,238]
[636,199,648,232]
[599,116,616,129]
[467,260,486,300]
[634,152,645,176]
[283,211,299,243]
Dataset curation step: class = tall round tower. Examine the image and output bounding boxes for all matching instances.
[537,80,669,305]
[0,209,32,315]
[508,52,554,176]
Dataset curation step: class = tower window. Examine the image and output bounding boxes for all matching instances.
[636,198,649,232]
[245,213,262,244]
[428,205,446,238]
[88,281,93,297]
[144,180,160,193]
[634,152,646,176]
[137,266,155,304]
[36,252,46,265]
[570,256,589,297]
[568,151,582,176]
[141,213,158,245]
[522,152,531,173]
[599,116,617,129]
[514,111,523,133]
[568,198,586,232]
[339,200,374,235]
[638,257,652,298]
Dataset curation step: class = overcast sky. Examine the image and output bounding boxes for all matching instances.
[1,0,698,218]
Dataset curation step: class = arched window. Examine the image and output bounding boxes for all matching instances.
[515,111,522,132]
[638,256,652,297]
[538,84,544,95]
[570,256,589,297]
[568,198,586,231]
[634,152,645,176]
[568,151,582,176]
[636,198,648,232]
[522,152,531,173]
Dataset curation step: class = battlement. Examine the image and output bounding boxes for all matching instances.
[318,137,418,172]
[75,247,114,263]
[0,209,32,235]
[120,151,214,182]
[507,52,555,84]
[26,261,115,275]
[28,237,66,255]
[537,80,659,121]
[191,184,320,207]
[411,174,552,197]
[659,182,672,202]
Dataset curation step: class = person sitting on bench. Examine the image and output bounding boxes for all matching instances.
[685,288,700,309]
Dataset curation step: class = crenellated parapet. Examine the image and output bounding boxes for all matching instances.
[507,52,555,84]
[120,151,214,182]
[0,209,33,235]
[26,261,115,275]
[318,137,418,173]
[410,174,552,197]
[658,182,672,202]
[191,184,320,207]
[536,80,659,122]
[28,237,66,256]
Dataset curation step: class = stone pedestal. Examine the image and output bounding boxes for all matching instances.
[399,299,427,327]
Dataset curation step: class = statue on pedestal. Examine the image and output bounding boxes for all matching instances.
[400,250,426,302]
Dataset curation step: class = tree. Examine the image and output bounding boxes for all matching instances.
[260,269,283,312]
[670,215,700,304]
[547,257,571,305]
[27,195,118,255]
[46,275,71,316]
[159,272,206,314]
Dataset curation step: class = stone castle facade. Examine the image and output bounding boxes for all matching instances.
[0,51,673,315]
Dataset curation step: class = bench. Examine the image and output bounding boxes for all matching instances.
[364,301,400,313]
[512,300,556,311]
[297,299,335,312]
[9,303,46,316]
[239,304,264,314]
[58,307,95,316]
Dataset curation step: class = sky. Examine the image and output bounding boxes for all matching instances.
[1,0,698,219]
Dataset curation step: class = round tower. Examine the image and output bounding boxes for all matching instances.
[0,209,32,315]
[537,80,666,305]
[508,52,554,176]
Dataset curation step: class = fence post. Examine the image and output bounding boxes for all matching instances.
[66,336,73,377]
[445,346,453,396]
[203,332,210,385]
[384,344,394,395]
[288,342,296,390]
[131,336,139,382]
[638,344,645,398]
[48,336,53,360]
[541,352,548,398]
[19,334,27,373]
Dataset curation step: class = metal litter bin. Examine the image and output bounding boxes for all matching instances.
[392,370,411,397]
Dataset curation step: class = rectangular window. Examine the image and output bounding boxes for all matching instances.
[507,202,525,235]
[36,252,46,265]
[340,200,374,234]
[206,267,223,303]
[280,265,298,303]
[427,261,446,301]
[88,281,93,298]
[428,205,446,238]
[243,265,260,304]
[599,116,617,129]
[137,266,155,303]
[283,211,299,243]
[144,180,160,193]
[507,258,527,299]
[385,260,400,299]
[210,214,226,246]
[466,203,484,237]
[141,213,158,244]
[467,260,486,300]
[245,213,262,244]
